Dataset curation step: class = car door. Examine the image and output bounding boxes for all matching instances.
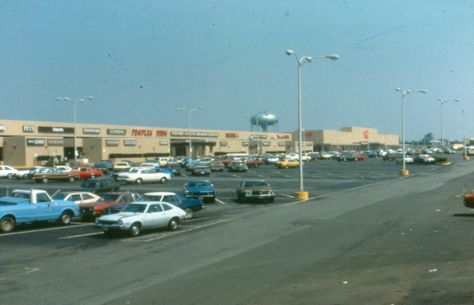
[68,194,82,204]
[35,193,59,220]
[142,203,165,228]
[162,195,181,208]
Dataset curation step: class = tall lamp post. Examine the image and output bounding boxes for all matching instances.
[395,88,427,176]
[462,109,470,160]
[56,96,94,161]
[438,97,459,148]
[176,105,203,158]
[286,49,339,199]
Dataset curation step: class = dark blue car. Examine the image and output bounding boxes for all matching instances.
[183,180,216,203]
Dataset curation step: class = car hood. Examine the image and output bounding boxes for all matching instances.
[98,212,140,221]
[185,186,214,192]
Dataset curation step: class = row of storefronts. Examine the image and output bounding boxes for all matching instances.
[0,119,399,167]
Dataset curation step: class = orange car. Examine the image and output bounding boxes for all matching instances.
[74,167,104,179]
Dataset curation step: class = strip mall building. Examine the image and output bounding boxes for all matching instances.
[0,119,399,167]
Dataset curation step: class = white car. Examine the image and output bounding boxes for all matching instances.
[13,166,45,179]
[0,165,19,179]
[52,191,101,206]
[116,167,171,184]
[95,201,186,237]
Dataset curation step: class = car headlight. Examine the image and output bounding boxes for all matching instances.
[245,190,252,195]
[118,219,123,225]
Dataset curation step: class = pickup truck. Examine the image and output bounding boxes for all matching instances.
[0,189,80,233]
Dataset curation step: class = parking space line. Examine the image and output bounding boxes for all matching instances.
[215,198,227,205]
[59,232,103,240]
[0,223,93,238]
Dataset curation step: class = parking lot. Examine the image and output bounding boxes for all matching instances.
[0,156,454,239]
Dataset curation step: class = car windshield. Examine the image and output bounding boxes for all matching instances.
[101,194,120,201]
[142,195,161,201]
[52,193,67,200]
[122,204,146,213]
[187,181,211,188]
[244,181,267,187]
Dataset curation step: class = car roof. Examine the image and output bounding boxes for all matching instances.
[143,192,176,196]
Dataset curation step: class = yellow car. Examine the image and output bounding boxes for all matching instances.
[275,159,300,168]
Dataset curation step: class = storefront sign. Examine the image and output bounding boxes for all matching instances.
[47,139,64,146]
[105,139,120,146]
[262,141,271,146]
[250,134,267,139]
[277,134,290,139]
[38,126,74,134]
[171,131,218,138]
[83,127,101,134]
[107,128,126,136]
[131,129,153,137]
[225,133,239,138]
[23,125,35,133]
[27,138,45,146]
[123,140,137,146]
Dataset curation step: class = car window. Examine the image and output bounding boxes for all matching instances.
[82,194,94,200]
[132,194,142,201]
[70,194,82,201]
[161,203,173,211]
[163,195,179,203]
[147,204,163,213]
[36,193,51,203]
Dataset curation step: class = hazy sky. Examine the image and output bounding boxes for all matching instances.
[1,0,473,141]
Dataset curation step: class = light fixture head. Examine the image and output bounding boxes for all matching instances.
[326,54,340,60]
[285,49,294,56]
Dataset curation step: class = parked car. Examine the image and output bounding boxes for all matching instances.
[164,162,185,176]
[191,165,211,176]
[275,159,300,168]
[236,180,276,203]
[0,165,19,179]
[33,167,80,183]
[12,166,44,179]
[142,192,203,219]
[112,161,132,172]
[116,167,171,184]
[53,191,101,206]
[74,167,104,179]
[81,177,120,194]
[0,189,80,233]
[414,154,436,164]
[91,160,114,174]
[396,156,414,164]
[246,158,264,168]
[228,161,248,172]
[209,161,225,172]
[95,201,186,237]
[80,192,142,220]
[183,180,216,203]
[337,152,357,162]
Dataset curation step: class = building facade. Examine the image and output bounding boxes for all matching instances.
[0,120,400,167]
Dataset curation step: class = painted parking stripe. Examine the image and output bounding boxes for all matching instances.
[215,198,226,205]
[0,223,92,238]
[59,232,103,239]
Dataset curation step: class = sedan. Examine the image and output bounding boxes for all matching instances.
[0,165,19,179]
[116,167,171,184]
[236,179,275,203]
[183,180,216,203]
[142,192,203,219]
[95,201,186,237]
[53,191,101,205]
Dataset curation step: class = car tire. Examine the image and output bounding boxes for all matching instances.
[129,223,141,237]
[42,177,48,183]
[1,216,15,233]
[7,173,13,179]
[184,207,193,219]
[160,177,167,184]
[68,176,75,183]
[168,218,179,231]
[135,178,143,185]
[58,211,72,225]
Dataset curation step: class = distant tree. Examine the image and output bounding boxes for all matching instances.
[422,132,434,145]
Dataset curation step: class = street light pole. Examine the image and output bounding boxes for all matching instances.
[56,96,94,161]
[177,105,203,158]
[438,97,459,149]
[395,88,427,176]
[286,49,339,199]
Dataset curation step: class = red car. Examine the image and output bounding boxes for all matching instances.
[74,167,104,179]
[80,192,142,220]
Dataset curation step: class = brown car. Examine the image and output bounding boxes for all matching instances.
[33,167,80,183]
[80,192,142,220]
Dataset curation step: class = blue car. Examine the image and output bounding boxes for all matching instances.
[184,180,216,203]
[142,192,203,219]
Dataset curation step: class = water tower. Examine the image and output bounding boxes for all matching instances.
[250,112,278,132]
